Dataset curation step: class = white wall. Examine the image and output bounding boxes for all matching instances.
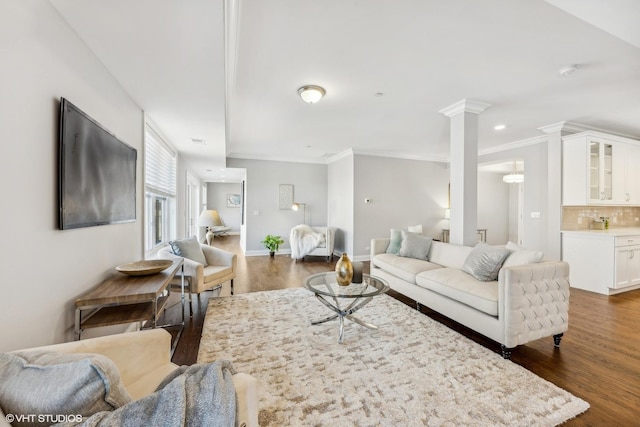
[480,143,548,252]
[227,158,328,253]
[206,182,242,231]
[0,2,144,351]
[328,153,355,256]
[477,171,509,245]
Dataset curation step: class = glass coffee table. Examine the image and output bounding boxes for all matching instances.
[303,272,390,344]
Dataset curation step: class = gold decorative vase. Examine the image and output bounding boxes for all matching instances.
[335,253,353,286]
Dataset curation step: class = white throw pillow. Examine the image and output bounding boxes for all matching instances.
[407,224,423,235]
[502,241,544,268]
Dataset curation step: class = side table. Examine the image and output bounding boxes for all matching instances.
[75,259,186,354]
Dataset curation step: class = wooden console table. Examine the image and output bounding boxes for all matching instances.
[74,259,185,348]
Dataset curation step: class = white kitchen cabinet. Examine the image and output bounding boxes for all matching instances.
[563,131,640,206]
[562,231,640,295]
[614,236,640,289]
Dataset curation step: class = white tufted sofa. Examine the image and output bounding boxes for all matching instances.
[371,238,570,359]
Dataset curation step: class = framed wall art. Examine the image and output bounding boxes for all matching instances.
[279,184,294,210]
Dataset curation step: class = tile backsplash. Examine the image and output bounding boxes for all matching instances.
[562,206,640,230]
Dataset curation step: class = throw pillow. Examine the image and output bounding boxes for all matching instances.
[168,236,208,266]
[502,241,544,267]
[386,229,403,254]
[462,243,511,282]
[407,224,423,235]
[398,231,432,260]
[0,351,132,427]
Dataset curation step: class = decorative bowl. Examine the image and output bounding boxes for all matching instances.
[115,259,173,276]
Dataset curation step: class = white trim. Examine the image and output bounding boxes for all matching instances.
[227,152,328,165]
[479,134,548,155]
[245,249,293,257]
[439,99,491,117]
[351,149,449,163]
[352,255,370,262]
[537,121,589,134]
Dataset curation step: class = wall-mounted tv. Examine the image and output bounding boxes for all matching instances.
[59,98,137,230]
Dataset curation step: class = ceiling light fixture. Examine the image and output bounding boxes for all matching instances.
[297,85,326,104]
[494,124,506,131]
[503,161,524,184]
[559,64,579,77]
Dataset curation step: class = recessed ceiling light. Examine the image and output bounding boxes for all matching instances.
[559,64,580,77]
[374,92,384,97]
[205,169,213,172]
[494,124,506,131]
[191,138,206,145]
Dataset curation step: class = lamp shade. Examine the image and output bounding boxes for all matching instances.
[502,173,524,183]
[297,85,326,104]
[198,210,222,228]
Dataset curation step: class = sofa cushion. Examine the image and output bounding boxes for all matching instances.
[502,241,544,267]
[416,268,499,316]
[168,236,208,266]
[373,253,441,284]
[386,229,403,254]
[398,231,432,260]
[0,351,132,427]
[461,243,511,282]
[427,241,473,269]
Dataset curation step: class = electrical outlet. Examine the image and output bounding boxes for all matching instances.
[530,212,541,219]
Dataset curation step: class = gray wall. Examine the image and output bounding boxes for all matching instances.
[352,155,450,259]
[0,2,143,351]
[207,182,243,231]
[227,158,328,253]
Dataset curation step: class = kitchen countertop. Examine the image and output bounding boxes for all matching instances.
[561,227,640,236]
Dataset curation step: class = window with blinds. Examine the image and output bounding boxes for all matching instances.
[145,127,176,197]
[144,125,177,251]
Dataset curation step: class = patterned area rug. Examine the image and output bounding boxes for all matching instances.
[198,288,589,426]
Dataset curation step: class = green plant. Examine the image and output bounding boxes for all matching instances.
[261,234,285,253]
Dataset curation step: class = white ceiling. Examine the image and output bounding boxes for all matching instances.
[50,0,640,183]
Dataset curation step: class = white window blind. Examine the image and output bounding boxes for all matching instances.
[145,126,176,197]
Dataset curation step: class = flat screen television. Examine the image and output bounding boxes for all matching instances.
[58,98,137,230]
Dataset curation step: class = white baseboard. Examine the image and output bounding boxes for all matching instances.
[245,249,293,257]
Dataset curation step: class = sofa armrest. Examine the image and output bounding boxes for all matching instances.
[371,238,390,259]
[233,372,259,427]
[499,261,570,348]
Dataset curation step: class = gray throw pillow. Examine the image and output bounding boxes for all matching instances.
[168,236,208,266]
[462,243,511,282]
[386,229,403,254]
[0,351,132,427]
[398,231,432,260]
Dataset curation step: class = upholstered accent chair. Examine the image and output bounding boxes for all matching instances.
[290,226,337,262]
[158,242,237,317]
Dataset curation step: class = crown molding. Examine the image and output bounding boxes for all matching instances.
[438,99,491,117]
[479,134,547,156]
[351,148,449,163]
[227,152,329,164]
[537,121,589,134]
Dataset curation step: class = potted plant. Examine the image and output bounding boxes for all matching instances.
[261,234,285,257]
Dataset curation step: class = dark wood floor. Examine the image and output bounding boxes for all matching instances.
[160,235,640,426]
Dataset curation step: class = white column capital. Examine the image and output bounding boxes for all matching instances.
[439,99,491,118]
[537,121,589,134]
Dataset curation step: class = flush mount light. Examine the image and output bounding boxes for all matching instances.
[297,85,326,104]
[559,64,580,77]
[503,161,524,184]
[494,124,506,131]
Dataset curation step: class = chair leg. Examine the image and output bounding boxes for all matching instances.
[230,279,234,295]
[188,293,193,318]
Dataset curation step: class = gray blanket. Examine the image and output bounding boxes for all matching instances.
[62,361,237,427]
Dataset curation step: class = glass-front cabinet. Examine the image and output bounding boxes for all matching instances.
[588,140,613,203]
[562,131,638,206]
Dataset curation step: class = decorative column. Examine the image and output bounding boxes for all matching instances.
[439,99,490,246]
[538,121,580,260]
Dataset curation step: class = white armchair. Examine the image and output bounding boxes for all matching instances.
[158,244,237,317]
[291,226,337,262]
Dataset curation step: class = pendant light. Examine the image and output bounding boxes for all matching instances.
[503,161,524,183]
